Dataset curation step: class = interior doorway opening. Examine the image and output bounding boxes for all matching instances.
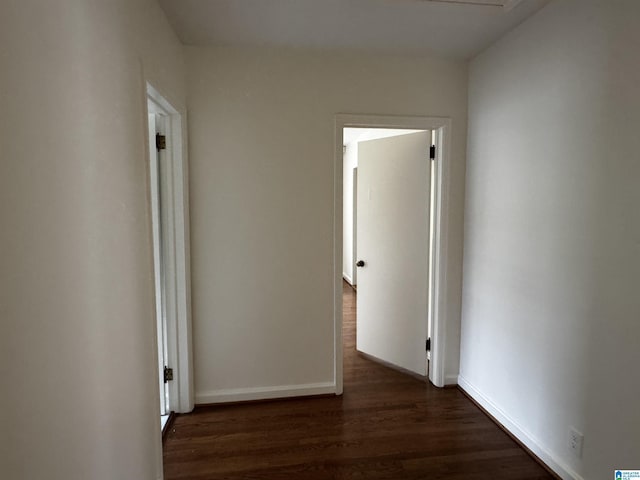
[342,127,434,380]
[145,83,194,443]
[334,114,451,392]
[149,106,169,428]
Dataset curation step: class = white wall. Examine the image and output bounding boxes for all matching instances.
[186,47,468,402]
[461,1,640,478]
[0,1,186,479]
[342,128,424,285]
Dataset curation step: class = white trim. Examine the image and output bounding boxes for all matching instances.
[458,375,583,480]
[146,82,194,415]
[196,383,337,404]
[445,374,459,385]
[334,114,453,391]
[334,121,345,396]
[343,273,353,285]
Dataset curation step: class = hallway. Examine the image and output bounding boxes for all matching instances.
[162,282,553,479]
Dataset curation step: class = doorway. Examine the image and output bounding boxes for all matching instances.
[146,83,194,436]
[334,114,452,392]
[347,129,432,377]
[148,103,171,430]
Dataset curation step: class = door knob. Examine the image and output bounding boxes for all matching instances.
[356,260,365,267]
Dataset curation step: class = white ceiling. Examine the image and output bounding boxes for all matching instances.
[158,0,550,59]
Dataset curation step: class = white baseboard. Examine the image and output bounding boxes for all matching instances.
[445,374,459,385]
[342,273,353,285]
[195,382,336,404]
[457,375,583,480]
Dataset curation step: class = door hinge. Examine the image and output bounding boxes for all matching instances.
[164,366,173,383]
[156,133,166,151]
[425,338,431,352]
[429,145,436,160]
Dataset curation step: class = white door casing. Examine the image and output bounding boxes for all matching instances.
[356,132,431,376]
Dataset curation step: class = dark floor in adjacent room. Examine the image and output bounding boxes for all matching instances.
[163,281,554,479]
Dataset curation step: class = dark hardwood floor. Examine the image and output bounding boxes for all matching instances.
[163,281,554,479]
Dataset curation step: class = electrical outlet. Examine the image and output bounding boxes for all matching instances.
[569,427,584,458]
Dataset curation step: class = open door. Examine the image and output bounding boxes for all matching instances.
[356,131,432,376]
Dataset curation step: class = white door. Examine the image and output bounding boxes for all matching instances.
[356,131,431,376]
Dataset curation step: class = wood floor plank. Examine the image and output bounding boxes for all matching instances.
[163,281,554,479]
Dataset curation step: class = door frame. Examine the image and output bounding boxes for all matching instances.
[145,82,194,414]
[334,114,452,391]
